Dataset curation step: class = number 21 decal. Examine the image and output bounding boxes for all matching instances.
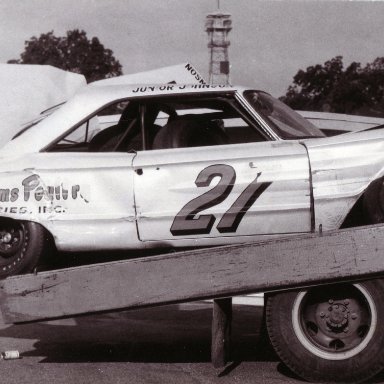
[170,164,272,236]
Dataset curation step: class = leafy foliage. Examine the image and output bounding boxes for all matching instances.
[8,30,123,83]
[281,56,384,117]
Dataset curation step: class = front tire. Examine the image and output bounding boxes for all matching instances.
[266,280,384,383]
[0,219,47,278]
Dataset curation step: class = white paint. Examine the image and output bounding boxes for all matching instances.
[0,64,85,148]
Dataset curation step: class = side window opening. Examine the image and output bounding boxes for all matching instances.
[48,100,141,153]
[150,97,267,150]
[89,102,141,152]
[47,95,268,153]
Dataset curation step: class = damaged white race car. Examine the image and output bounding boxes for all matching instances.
[2,81,384,382]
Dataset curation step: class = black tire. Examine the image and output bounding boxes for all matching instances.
[266,280,384,383]
[362,177,384,223]
[0,219,47,278]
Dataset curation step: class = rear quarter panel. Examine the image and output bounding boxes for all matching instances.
[0,153,139,251]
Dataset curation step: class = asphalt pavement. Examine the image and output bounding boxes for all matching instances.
[1,301,384,384]
[0,302,295,384]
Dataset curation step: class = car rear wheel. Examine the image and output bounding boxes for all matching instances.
[362,176,384,223]
[0,219,47,278]
[266,280,384,383]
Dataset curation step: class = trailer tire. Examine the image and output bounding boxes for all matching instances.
[0,219,47,279]
[266,280,384,383]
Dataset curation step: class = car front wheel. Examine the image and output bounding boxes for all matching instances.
[0,219,47,278]
[266,280,384,383]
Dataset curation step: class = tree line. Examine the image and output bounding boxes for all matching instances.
[8,29,122,83]
[280,56,384,117]
[9,30,384,117]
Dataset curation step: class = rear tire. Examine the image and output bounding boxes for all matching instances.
[0,219,47,278]
[362,177,384,223]
[266,280,384,383]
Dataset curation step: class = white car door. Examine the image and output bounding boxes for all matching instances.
[133,140,312,242]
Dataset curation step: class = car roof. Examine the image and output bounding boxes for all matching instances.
[86,82,242,98]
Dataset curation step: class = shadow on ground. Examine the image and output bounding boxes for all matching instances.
[0,303,276,365]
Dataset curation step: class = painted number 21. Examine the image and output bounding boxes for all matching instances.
[170,164,272,236]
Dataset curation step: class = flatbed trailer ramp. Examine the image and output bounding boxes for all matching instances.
[1,223,384,382]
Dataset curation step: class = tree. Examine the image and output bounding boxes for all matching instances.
[8,29,123,83]
[281,56,384,117]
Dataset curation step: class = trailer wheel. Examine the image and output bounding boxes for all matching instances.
[266,280,384,383]
[0,219,47,278]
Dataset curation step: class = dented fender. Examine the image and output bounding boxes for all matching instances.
[0,152,141,251]
[304,130,384,230]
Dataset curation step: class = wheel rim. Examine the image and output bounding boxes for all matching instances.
[0,220,27,271]
[292,284,377,360]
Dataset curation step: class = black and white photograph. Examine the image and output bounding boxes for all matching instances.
[1,0,384,383]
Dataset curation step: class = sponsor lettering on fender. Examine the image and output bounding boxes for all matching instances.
[0,174,81,203]
[0,174,86,216]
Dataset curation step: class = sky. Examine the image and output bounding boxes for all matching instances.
[1,0,384,97]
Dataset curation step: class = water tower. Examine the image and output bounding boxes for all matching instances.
[205,2,232,85]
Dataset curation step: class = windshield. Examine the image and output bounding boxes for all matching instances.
[244,90,325,139]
